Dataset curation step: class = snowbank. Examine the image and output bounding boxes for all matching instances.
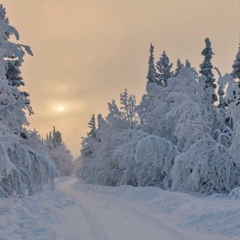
[74,180,240,239]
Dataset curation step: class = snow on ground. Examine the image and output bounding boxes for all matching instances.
[0,177,240,240]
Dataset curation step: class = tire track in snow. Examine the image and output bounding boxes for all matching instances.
[75,196,110,240]
[58,179,110,240]
[60,178,190,240]
[81,187,191,240]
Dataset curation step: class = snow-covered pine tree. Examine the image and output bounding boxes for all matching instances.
[87,114,96,138]
[120,89,138,129]
[199,38,217,104]
[227,46,240,108]
[174,59,184,77]
[185,59,191,67]
[146,43,157,87]
[77,89,139,185]
[215,68,226,109]
[45,126,74,176]
[0,6,59,197]
[0,5,32,114]
[52,126,62,147]
[231,45,240,84]
[156,51,173,87]
[107,89,139,131]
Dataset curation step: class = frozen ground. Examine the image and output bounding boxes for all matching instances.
[0,177,240,240]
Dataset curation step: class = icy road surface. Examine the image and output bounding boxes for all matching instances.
[0,177,240,239]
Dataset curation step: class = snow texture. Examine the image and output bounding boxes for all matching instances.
[1,177,240,240]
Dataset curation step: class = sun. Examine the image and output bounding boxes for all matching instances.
[57,106,65,112]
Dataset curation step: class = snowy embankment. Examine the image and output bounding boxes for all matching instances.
[0,177,240,240]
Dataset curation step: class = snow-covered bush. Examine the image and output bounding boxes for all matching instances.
[171,137,240,194]
[114,132,178,188]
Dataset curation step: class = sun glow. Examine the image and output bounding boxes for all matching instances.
[58,106,65,112]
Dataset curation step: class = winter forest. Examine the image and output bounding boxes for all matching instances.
[1,2,240,200]
[77,37,240,196]
[2,3,240,239]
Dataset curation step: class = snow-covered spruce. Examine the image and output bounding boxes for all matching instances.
[0,5,59,197]
[44,126,74,176]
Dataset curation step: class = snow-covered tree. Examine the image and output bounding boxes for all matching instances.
[174,59,183,77]
[107,89,139,131]
[0,5,32,114]
[77,89,139,185]
[185,59,191,67]
[199,38,217,103]
[0,5,59,197]
[87,115,96,138]
[45,126,74,176]
[146,43,157,86]
[171,137,240,194]
[156,51,173,87]
[78,43,240,196]
[231,46,240,83]
[113,132,178,188]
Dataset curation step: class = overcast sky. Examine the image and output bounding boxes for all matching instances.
[1,0,239,157]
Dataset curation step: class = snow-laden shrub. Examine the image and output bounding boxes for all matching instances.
[0,134,60,197]
[171,137,240,194]
[114,133,178,188]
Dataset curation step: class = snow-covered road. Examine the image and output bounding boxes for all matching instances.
[1,177,240,240]
[55,178,189,240]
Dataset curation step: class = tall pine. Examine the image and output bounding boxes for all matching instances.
[174,59,183,77]
[231,45,240,85]
[156,51,173,87]
[199,38,217,103]
[146,44,157,87]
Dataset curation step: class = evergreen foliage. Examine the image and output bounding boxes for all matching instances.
[146,43,157,86]
[185,59,191,67]
[231,46,240,83]
[199,38,217,103]
[45,126,74,176]
[87,115,96,138]
[174,59,183,77]
[156,51,173,87]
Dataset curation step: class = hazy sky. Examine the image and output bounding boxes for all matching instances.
[1,0,239,157]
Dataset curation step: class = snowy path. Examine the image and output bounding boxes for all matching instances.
[54,178,189,240]
[1,177,240,239]
[51,178,240,240]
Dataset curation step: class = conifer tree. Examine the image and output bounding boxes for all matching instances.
[185,59,191,67]
[45,126,73,176]
[0,5,32,115]
[88,114,96,138]
[174,59,184,77]
[199,38,217,103]
[0,5,59,197]
[146,43,157,86]
[156,51,173,87]
[231,45,240,86]
[97,114,103,128]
